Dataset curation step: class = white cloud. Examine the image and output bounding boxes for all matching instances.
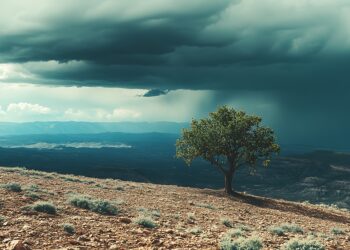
[7,102,51,114]
[64,108,141,121]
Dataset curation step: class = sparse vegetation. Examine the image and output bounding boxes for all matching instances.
[25,192,41,200]
[197,203,215,209]
[221,218,233,228]
[331,227,345,235]
[227,228,245,238]
[269,226,285,236]
[0,215,5,225]
[187,212,196,220]
[2,183,22,192]
[32,201,57,215]
[280,224,304,234]
[188,227,203,235]
[134,216,156,228]
[220,236,263,250]
[283,238,325,250]
[63,223,76,235]
[68,194,118,215]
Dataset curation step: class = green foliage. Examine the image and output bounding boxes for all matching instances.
[283,238,325,250]
[68,194,118,215]
[188,227,203,235]
[92,200,118,215]
[176,106,279,192]
[2,183,22,192]
[227,228,245,237]
[280,224,304,234]
[63,223,76,235]
[331,227,345,235]
[196,203,215,209]
[220,236,263,250]
[25,192,41,200]
[268,226,285,236]
[32,201,57,215]
[134,216,156,228]
[0,215,5,225]
[69,195,92,210]
[221,218,233,228]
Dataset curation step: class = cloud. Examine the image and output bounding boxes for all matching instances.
[7,103,51,114]
[64,108,141,121]
[0,0,349,91]
[142,89,170,97]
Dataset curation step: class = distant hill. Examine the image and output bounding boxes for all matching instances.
[0,121,188,136]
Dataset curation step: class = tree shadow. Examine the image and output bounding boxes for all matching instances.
[200,189,350,224]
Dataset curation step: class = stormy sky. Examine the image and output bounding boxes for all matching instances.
[0,0,349,149]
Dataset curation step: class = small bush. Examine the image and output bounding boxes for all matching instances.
[236,224,251,232]
[91,200,118,215]
[32,201,57,215]
[68,195,118,215]
[227,228,245,238]
[187,212,195,220]
[281,224,304,234]
[221,218,233,228]
[63,223,76,235]
[331,227,345,235]
[197,203,215,209]
[269,226,285,236]
[26,184,40,192]
[69,195,93,210]
[25,192,41,200]
[220,236,263,250]
[115,186,125,191]
[283,238,325,250]
[189,227,203,235]
[2,183,22,192]
[0,216,5,225]
[134,216,156,228]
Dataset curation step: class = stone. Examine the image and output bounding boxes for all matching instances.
[7,240,31,250]
[119,217,132,224]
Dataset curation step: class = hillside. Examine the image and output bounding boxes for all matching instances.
[0,167,349,250]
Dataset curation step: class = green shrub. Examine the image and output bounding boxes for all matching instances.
[227,228,245,238]
[0,216,5,225]
[197,203,215,209]
[91,200,118,215]
[26,184,40,192]
[236,224,251,232]
[220,236,263,250]
[25,192,41,200]
[331,227,345,235]
[221,218,233,228]
[187,212,195,220]
[268,226,285,236]
[63,223,75,235]
[134,216,156,228]
[32,201,57,215]
[2,183,22,192]
[283,238,325,250]
[68,195,118,215]
[189,227,203,235]
[69,195,93,210]
[281,224,304,234]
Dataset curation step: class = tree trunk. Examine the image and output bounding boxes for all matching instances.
[224,173,234,195]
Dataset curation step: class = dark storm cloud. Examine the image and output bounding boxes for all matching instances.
[1,0,350,91]
[142,89,170,97]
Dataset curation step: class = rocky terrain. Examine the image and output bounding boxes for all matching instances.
[0,167,349,250]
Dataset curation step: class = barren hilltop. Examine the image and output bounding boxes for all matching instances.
[0,167,349,250]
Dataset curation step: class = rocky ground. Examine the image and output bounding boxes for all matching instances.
[0,167,349,250]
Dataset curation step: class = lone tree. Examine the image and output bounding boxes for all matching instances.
[176,106,280,195]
